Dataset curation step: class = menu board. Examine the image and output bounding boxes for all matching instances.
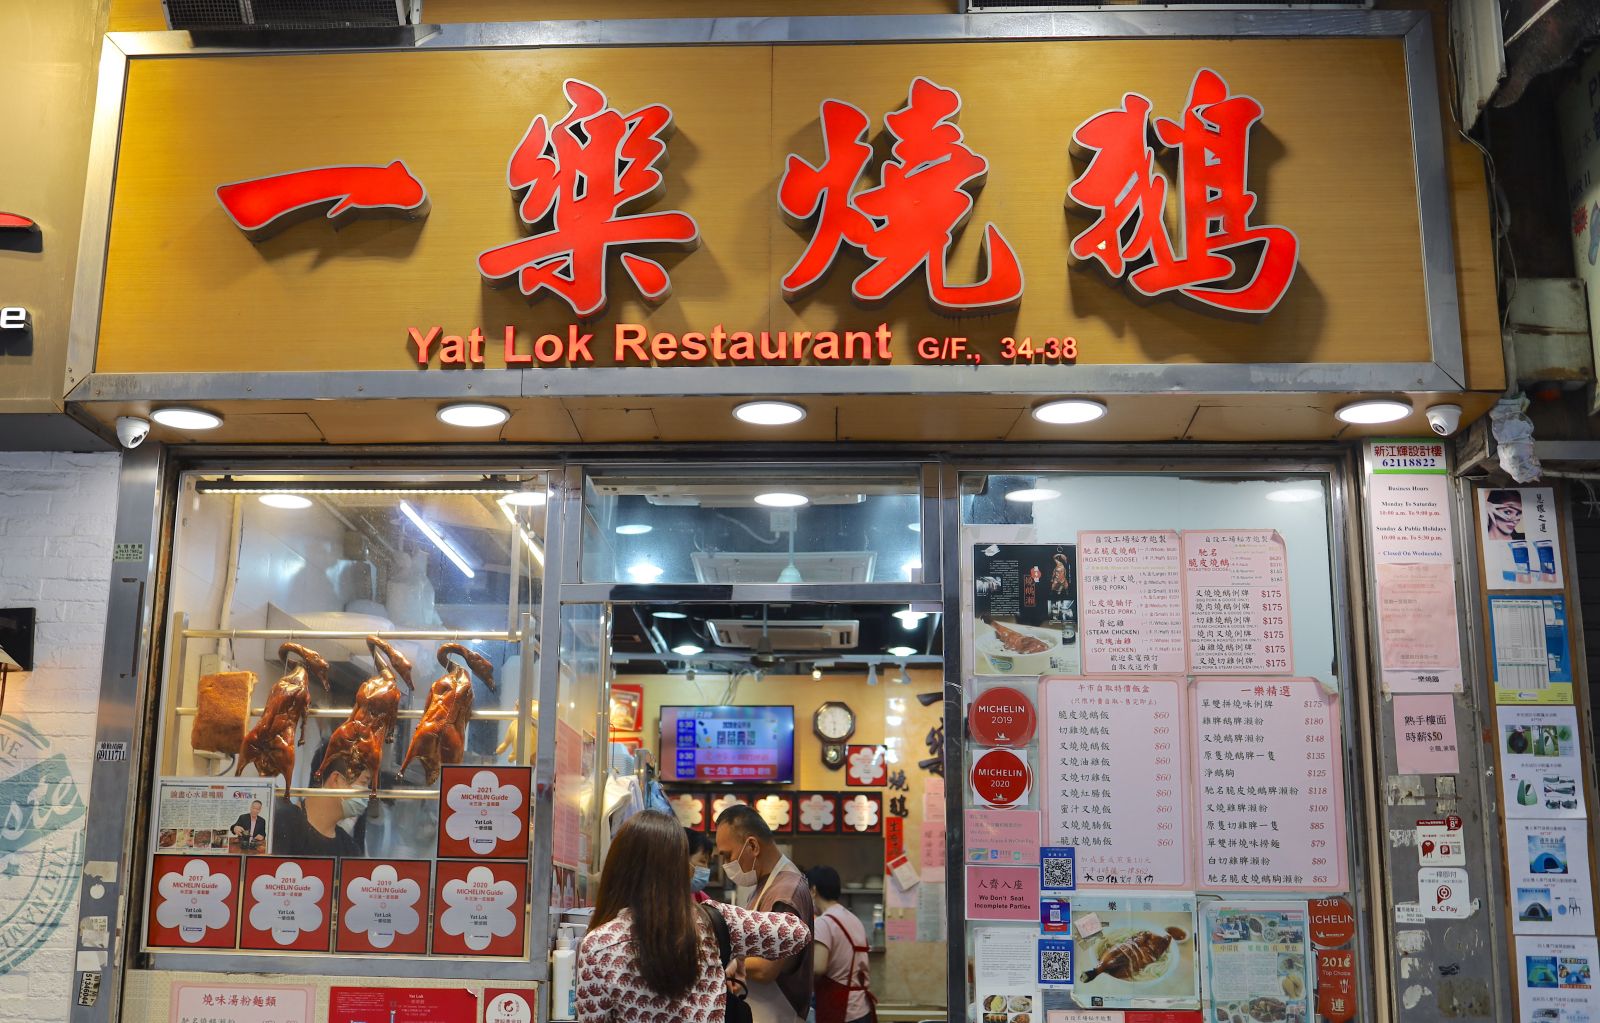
[1182,531,1292,675]
[1499,706,1587,819]
[1071,895,1201,1011]
[1192,679,1346,891]
[1041,678,1190,888]
[1078,531,1186,675]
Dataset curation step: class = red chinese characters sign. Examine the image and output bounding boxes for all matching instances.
[215,70,1297,334]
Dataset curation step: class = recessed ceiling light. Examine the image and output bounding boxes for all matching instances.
[755,492,808,508]
[1005,488,1062,503]
[1032,399,1107,425]
[672,643,703,656]
[258,494,312,510]
[150,407,222,430]
[652,610,687,620]
[894,609,929,626]
[616,523,653,536]
[627,561,664,583]
[436,403,510,428]
[1335,399,1411,425]
[734,401,806,426]
[501,490,546,507]
[887,645,916,658]
[1266,487,1321,504]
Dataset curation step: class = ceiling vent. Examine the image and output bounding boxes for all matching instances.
[707,619,859,651]
[691,551,877,584]
[164,0,422,30]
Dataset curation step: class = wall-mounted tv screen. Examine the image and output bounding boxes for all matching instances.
[659,705,796,784]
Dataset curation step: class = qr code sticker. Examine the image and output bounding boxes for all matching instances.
[1038,939,1075,985]
[1040,846,1075,890]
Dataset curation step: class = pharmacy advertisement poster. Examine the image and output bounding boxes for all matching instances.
[1200,903,1312,1023]
[1077,531,1185,675]
[1515,935,1599,1023]
[1500,705,1587,820]
[1490,595,1575,705]
[1191,679,1347,891]
[973,543,1079,676]
[1479,487,1564,590]
[1181,530,1292,675]
[1071,895,1200,1011]
[975,926,1041,1023]
[1041,677,1189,889]
[1507,821,1597,936]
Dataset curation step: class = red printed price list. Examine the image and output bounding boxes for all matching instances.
[1192,678,1346,891]
[1041,677,1190,888]
[1078,531,1186,674]
[1183,530,1293,675]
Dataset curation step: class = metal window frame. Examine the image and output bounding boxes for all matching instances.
[65,8,1463,406]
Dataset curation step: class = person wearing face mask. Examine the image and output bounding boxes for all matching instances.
[687,828,716,903]
[714,805,815,1023]
[271,742,369,858]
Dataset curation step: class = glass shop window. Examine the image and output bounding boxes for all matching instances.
[144,471,545,960]
[957,471,1359,1021]
[581,465,925,585]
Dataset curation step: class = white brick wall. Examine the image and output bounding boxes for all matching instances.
[0,451,120,1022]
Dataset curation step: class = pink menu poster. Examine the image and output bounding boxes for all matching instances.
[1041,677,1191,888]
[553,719,583,867]
[1182,530,1292,675]
[1079,531,1186,674]
[1191,678,1347,891]
[1368,473,1462,693]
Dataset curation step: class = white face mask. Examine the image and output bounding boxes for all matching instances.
[341,794,370,820]
[722,839,760,888]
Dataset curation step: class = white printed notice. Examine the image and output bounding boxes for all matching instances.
[1366,462,1462,694]
[974,926,1041,1022]
[1078,531,1185,674]
[1192,678,1347,891]
[1515,935,1599,1022]
[1042,677,1190,888]
[1506,820,1596,936]
[1182,531,1291,675]
[1500,705,1588,820]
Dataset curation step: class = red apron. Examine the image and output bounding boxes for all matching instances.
[814,907,877,1023]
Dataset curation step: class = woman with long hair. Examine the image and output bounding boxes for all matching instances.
[578,810,811,1023]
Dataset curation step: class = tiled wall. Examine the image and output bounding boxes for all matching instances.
[0,452,120,1022]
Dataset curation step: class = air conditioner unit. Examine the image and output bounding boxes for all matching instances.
[165,0,422,31]
[707,619,860,651]
[691,551,878,584]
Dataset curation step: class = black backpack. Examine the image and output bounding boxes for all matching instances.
[699,902,753,1023]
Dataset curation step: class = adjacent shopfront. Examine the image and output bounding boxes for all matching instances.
[60,9,1528,1023]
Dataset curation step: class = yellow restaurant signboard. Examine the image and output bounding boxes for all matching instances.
[75,15,1497,404]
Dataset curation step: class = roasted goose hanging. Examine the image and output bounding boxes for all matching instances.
[401,642,496,784]
[236,642,330,795]
[318,635,415,794]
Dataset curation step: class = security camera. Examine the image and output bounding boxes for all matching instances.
[1426,404,1463,437]
[115,416,150,449]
